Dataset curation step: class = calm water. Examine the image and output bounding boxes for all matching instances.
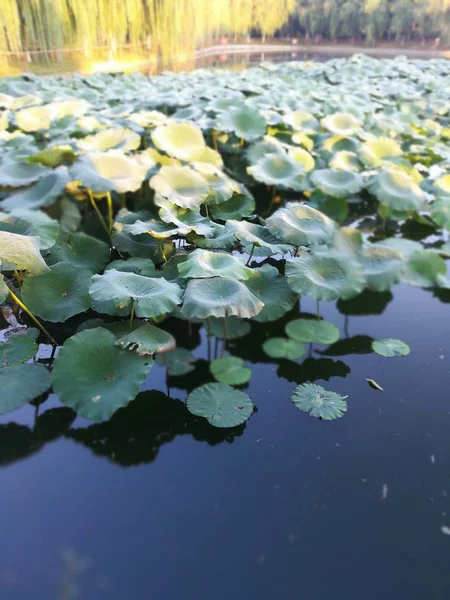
[1,276,450,599]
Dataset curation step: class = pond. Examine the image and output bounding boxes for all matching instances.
[0,55,450,599]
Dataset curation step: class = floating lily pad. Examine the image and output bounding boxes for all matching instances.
[181,277,263,320]
[286,319,340,345]
[155,347,195,376]
[262,338,306,361]
[372,338,410,357]
[0,364,51,415]
[246,264,299,322]
[90,269,182,318]
[291,383,348,420]
[21,263,92,323]
[210,356,251,386]
[0,331,38,367]
[115,323,176,356]
[187,382,254,428]
[52,328,151,420]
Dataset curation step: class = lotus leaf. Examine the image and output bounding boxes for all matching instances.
[0,161,48,188]
[150,165,209,209]
[329,151,361,172]
[210,356,251,386]
[0,171,69,212]
[187,382,254,428]
[248,152,305,190]
[266,203,335,247]
[21,263,92,322]
[0,364,51,415]
[370,170,426,211]
[209,194,255,221]
[311,169,364,198]
[52,328,151,420]
[193,162,240,205]
[322,113,361,136]
[228,220,292,257]
[217,104,266,142]
[361,245,404,291]
[71,151,146,194]
[188,223,237,250]
[262,338,306,361]
[360,137,403,167]
[115,323,176,356]
[90,269,182,318]
[105,258,157,277]
[246,263,298,322]
[403,250,447,287]
[158,198,214,237]
[0,231,49,275]
[46,231,110,273]
[178,249,252,280]
[431,197,450,230]
[181,277,263,319]
[77,128,140,152]
[0,330,38,367]
[291,383,348,420]
[152,121,206,161]
[15,106,53,132]
[433,175,450,195]
[155,347,195,376]
[289,147,315,172]
[372,338,410,357]
[286,318,340,345]
[0,209,58,250]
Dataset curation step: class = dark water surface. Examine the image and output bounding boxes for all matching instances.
[1,278,450,599]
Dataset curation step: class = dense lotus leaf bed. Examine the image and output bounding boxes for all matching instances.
[0,54,449,426]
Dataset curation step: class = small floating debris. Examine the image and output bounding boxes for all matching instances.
[366,378,384,392]
[381,484,389,500]
[441,525,450,536]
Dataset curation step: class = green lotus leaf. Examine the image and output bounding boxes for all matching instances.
[210,356,251,386]
[157,197,214,237]
[115,323,176,356]
[208,316,251,339]
[155,347,195,376]
[155,254,188,286]
[0,364,51,415]
[361,245,404,291]
[187,382,254,428]
[283,111,319,133]
[402,250,447,287]
[21,263,92,322]
[375,237,422,258]
[90,269,182,318]
[124,219,182,240]
[0,161,48,188]
[52,328,151,420]
[288,147,315,172]
[311,169,364,198]
[128,110,167,128]
[178,249,252,280]
[0,171,69,212]
[77,127,140,152]
[247,153,305,191]
[105,258,157,277]
[150,165,209,209]
[45,231,110,273]
[151,121,206,161]
[372,338,410,357]
[360,137,403,167]
[329,151,361,172]
[322,112,361,136]
[246,263,299,322]
[0,231,49,275]
[0,274,8,303]
[193,162,240,205]
[433,175,450,195]
[112,227,172,262]
[286,318,340,345]
[310,194,349,223]
[291,383,348,420]
[29,146,76,168]
[209,193,255,221]
[228,220,292,257]
[0,330,38,367]
[15,106,53,132]
[286,250,365,301]
[266,203,335,247]
[370,170,426,211]
[262,337,306,361]
[431,197,450,230]
[181,277,263,320]
[0,209,58,250]
[71,151,146,194]
[217,104,266,141]
[188,223,237,250]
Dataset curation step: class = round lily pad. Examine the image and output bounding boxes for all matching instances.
[291,383,348,420]
[115,323,176,356]
[262,338,306,361]
[0,363,51,415]
[210,356,251,386]
[187,382,254,428]
[285,319,340,345]
[372,338,410,357]
[0,331,38,367]
[52,328,151,420]
[21,263,92,323]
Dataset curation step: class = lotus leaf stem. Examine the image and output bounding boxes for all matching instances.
[87,189,109,236]
[221,315,228,357]
[7,286,57,346]
[106,192,113,232]
[246,243,256,266]
[130,305,135,329]
[13,270,22,289]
